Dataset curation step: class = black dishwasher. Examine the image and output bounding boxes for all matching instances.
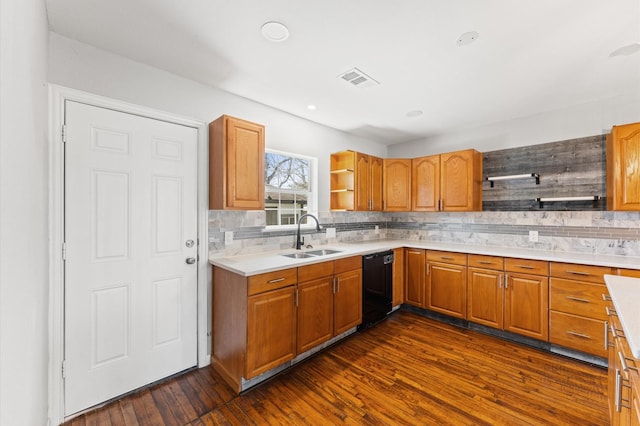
[360,250,394,329]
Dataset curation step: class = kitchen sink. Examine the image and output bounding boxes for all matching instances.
[305,249,343,256]
[281,252,316,259]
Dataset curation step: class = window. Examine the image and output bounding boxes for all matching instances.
[265,150,317,227]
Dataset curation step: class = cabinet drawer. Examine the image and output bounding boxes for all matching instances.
[427,250,467,266]
[298,261,334,282]
[248,268,297,296]
[334,256,361,274]
[550,278,609,321]
[505,258,548,276]
[468,254,503,270]
[617,268,640,278]
[549,311,607,357]
[550,262,613,284]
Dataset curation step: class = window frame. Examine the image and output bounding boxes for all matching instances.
[264,149,318,230]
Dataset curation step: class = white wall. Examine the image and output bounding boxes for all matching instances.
[0,0,50,424]
[388,91,640,157]
[48,33,388,213]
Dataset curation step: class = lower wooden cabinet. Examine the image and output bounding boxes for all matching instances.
[247,286,297,378]
[427,251,467,319]
[334,266,363,335]
[504,258,549,341]
[467,255,504,329]
[405,248,426,307]
[297,277,333,354]
[392,248,405,308]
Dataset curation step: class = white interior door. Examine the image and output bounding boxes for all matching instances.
[64,100,198,416]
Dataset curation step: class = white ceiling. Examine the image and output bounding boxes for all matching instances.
[46,0,640,145]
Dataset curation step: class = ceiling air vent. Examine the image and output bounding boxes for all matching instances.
[338,67,380,88]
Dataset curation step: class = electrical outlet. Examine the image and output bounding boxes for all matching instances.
[325,227,336,238]
[374,225,380,235]
[224,231,233,244]
[529,230,539,242]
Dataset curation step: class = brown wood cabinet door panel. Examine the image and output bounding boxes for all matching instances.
[355,153,370,211]
[504,273,549,340]
[334,269,362,335]
[468,268,503,329]
[468,254,504,270]
[247,268,297,296]
[504,258,549,276]
[226,117,265,209]
[411,155,440,211]
[550,262,614,284]
[549,278,608,320]
[427,250,467,266]
[549,311,607,357]
[427,263,467,319]
[607,122,640,211]
[334,256,361,274]
[440,149,482,211]
[405,249,425,307]
[392,248,405,307]
[298,261,334,283]
[297,278,333,354]
[383,159,412,211]
[246,286,296,379]
[370,156,383,211]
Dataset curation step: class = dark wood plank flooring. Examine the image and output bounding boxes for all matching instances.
[64,311,608,425]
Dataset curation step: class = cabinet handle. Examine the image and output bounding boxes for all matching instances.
[566,270,590,276]
[604,321,609,350]
[602,293,612,302]
[333,277,337,294]
[498,275,502,289]
[566,330,591,339]
[611,324,626,339]
[477,261,494,265]
[619,352,639,372]
[565,296,590,303]
[439,256,454,261]
[268,278,286,284]
[505,274,509,289]
[515,264,534,269]
[606,306,617,317]
[336,277,340,293]
[438,199,443,211]
[615,369,622,412]
[426,264,430,275]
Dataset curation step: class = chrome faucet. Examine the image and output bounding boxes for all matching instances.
[295,214,322,250]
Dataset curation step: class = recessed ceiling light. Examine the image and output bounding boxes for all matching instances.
[406,110,423,118]
[457,31,479,47]
[261,21,290,42]
[307,105,317,110]
[609,42,640,57]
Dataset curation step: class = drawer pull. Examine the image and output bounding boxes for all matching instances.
[515,264,534,269]
[267,278,286,284]
[602,294,612,301]
[566,330,591,340]
[565,296,590,303]
[566,270,590,276]
[477,261,494,265]
[619,352,639,372]
[439,256,454,260]
[606,306,618,317]
[604,321,611,349]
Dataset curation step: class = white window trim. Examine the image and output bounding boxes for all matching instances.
[264,148,318,230]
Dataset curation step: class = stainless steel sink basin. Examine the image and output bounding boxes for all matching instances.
[281,252,316,259]
[305,249,343,256]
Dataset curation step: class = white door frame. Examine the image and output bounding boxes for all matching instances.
[48,84,210,425]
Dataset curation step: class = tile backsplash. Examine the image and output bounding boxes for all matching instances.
[208,210,640,258]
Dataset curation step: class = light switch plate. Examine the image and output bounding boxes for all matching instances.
[225,231,233,244]
[325,227,336,238]
[529,230,539,242]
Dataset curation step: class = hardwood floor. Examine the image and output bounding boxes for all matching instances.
[64,311,608,425]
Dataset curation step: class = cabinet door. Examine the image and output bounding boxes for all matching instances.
[392,248,405,307]
[607,122,640,211]
[370,155,383,211]
[355,153,371,211]
[412,155,440,211]
[225,116,265,209]
[405,249,425,307]
[468,267,503,329]
[334,269,362,335]
[504,273,549,340]
[297,278,333,354]
[246,286,296,378]
[383,159,412,211]
[427,262,467,319]
[440,149,481,212]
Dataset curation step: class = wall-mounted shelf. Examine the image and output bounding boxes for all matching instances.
[536,196,600,208]
[486,173,540,187]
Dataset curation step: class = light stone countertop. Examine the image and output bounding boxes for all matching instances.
[209,239,640,276]
[604,274,640,359]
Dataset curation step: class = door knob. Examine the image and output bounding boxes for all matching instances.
[186,257,196,264]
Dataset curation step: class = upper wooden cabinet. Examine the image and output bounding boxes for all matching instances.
[330,151,382,211]
[607,121,640,211]
[412,149,482,212]
[383,158,412,211]
[209,115,265,210]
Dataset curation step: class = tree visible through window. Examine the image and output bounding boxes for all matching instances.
[264,151,315,227]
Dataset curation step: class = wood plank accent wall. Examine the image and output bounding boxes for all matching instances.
[482,135,606,211]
